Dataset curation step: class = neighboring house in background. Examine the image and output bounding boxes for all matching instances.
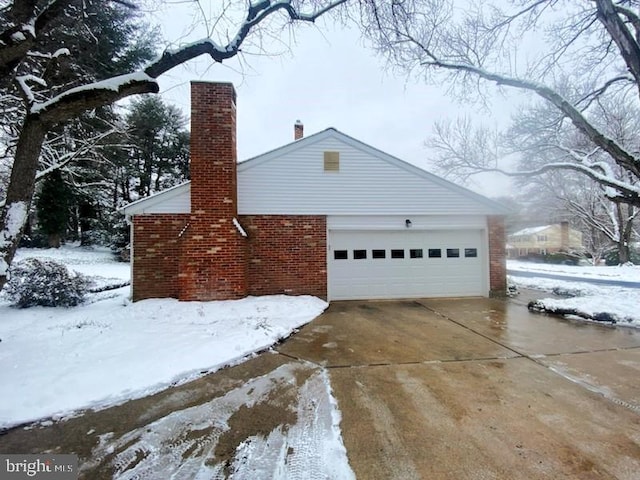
[506,223,584,258]
[121,81,510,302]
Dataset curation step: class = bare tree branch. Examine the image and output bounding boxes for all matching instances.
[419,56,640,179]
[595,0,640,96]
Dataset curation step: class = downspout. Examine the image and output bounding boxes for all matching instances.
[129,216,134,300]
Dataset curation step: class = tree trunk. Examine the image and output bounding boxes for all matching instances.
[48,232,61,248]
[79,202,95,245]
[618,240,630,264]
[616,202,634,264]
[0,117,46,288]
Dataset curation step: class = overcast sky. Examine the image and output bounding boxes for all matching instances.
[149,3,514,198]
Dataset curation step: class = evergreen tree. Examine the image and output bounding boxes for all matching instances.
[125,95,190,199]
[36,170,72,248]
[40,2,159,246]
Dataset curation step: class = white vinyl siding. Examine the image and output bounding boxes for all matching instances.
[122,184,190,216]
[238,132,502,215]
[327,215,486,231]
[123,130,508,218]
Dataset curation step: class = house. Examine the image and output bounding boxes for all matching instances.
[506,223,584,258]
[121,81,510,302]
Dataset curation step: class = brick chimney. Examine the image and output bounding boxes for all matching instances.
[190,82,237,215]
[560,221,569,252]
[294,120,304,140]
[178,81,247,301]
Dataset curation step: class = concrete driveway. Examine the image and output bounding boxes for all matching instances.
[2,294,640,479]
[278,297,640,479]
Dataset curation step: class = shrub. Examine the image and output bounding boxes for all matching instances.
[18,231,50,249]
[545,252,580,265]
[3,258,89,308]
[603,247,640,266]
[108,211,130,261]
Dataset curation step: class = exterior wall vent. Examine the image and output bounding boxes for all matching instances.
[324,151,340,171]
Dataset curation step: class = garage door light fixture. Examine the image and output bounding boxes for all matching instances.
[405,219,412,228]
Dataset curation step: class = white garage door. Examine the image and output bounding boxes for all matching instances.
[328,230,486,300]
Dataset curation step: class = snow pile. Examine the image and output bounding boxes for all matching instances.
[528,294,637,325]
[0,246,328,429]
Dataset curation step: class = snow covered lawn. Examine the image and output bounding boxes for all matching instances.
[0,245,328,430]
[508,260,640,283]
[508,260,640,327]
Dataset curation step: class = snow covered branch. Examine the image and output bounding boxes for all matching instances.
[476,161,640,204]
[15,74,46,105]
[422,58,640,179]
[144,0,348,78]
[32,71,158,125]
[31,1,348,125]
[0,0,68,78]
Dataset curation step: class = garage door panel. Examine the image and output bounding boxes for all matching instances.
[328,230,485,300]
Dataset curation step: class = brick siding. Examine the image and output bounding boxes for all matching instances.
[241,215,327,298]
[488,215,507,297]
[132,214,188,301]
[177,214,247,301]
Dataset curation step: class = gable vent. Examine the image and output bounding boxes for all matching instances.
[324,151,340,171]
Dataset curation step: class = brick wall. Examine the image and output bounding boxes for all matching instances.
[241,215,327,298]
[488,215,507,297]
[132,214,188,301]
[178,214,247,301]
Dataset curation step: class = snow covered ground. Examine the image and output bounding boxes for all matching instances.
[0,245,328,430]
[508,260,640,283]
[12,244,131,290]
[508,260,640,327]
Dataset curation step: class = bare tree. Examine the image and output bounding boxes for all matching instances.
[427,88,639,263]
[361,0,640,205]
[0,0,347,287]
[523,172,636,264]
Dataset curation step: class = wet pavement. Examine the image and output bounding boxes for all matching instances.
[317,298,640,480]
[2,293,640,479]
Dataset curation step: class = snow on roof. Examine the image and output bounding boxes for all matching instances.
[511,225,551,236]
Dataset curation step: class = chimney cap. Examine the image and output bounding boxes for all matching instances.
[295,119,303,125]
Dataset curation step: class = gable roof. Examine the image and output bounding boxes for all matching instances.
[122,127,511,217]
[238,128,511,215]
[119,182,190,216]
[511,225,552,237]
